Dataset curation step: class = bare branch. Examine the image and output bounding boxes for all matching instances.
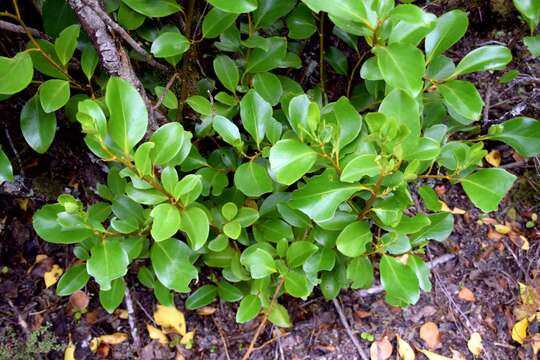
[0,20,51,40]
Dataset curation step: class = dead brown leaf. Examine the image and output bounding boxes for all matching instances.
[196,306,216,316]
[370,337,393,360]
[420,322,441,350]
[69,290,89,311]
[457,287,476,302]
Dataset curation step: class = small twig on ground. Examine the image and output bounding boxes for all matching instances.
[134,298,156,325]
[241,277,285,360]
[333,297,369,360]
[483,82,492,124]
[0,20,51,40]
[4,127,24,178]
[212,317,231,360]
[124,286,141,352]
[152,73,179,112]
[81,0,168,72]
[7,299,30,335]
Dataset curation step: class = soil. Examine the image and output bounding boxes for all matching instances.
[1,1,540,359]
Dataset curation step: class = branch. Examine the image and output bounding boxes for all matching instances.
[333,298,369,360]
[67,0,159,131]
[80,0,168,72]
[0,19,51,40]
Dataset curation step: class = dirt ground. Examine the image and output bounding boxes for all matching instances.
[1,0,540,359]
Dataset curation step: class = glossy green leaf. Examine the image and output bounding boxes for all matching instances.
[514,0,540,31]
[214,55,239,93]
[284,270,310,298]
[241,89,271,146]
[453,45,512,76]
[87,239,129,290]
[236,294,261,323]
[461,168,516,212]
[174,174,203,206]
[347,256,373,289]
[118,2,145,30]
[56,264,90,296]
[20,95,57,154]
[325,47,348,75]
[524,35,540,57]
[380,255,420,306]
[254,0,296,28]
[336,220,372,257]
[0,52,33,95]
[425,10,468,62]
[151,32,190,59]
[186,95,212,116]
[269,139,317,185]
[408,255,431,292]
[99,278,125,313]
[487,117,540,157]
[54,24,80,65]
[0,148,13,183]
[332,96,363,149]
[234,161,273,197]
[151,238,198,292]
[217,280,244,302]
[155,86,178,110]
[288,94,320,138]
[213,115,242,147]
[379,89,420,152]
[410,212,454,243]
[150,203,181,241]
[33,204,92,244]
[340,154,379,183]
[289,170,361,223]
[287,4,317,39]
[287,241,318,268]
[253,72,283,106]
[374,44,425,97]
[185,285,218,310]
[418,185,442,212]
[203,8,238,38]
[246,37,287,73]
[121,0,182,17]
[208,0,258,13]
[179,206,209,250]
[81,46,99,80]
[242,248,276,279]
[106,77,148,154]
[27,40,67,79]
[150,122,185,165]
[42,0,78,37]
[268,303,291,328]
[403,137,441,161]
[438,80,483,122]
[223,220,242,239]
[39,79,70,113]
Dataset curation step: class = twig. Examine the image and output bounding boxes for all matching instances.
[318,13,326,101]
[134,298,156,325]
[7,300,30,335]
[212,317,231,360]
[356,253,456,297]
[483,82,492,124]
[81,0,168,72]
[124,286,141,352]
[333,297,369,360]
[0,20,51,40]
[4,127,24,178]
[241,277,285,360]
[346,51,367,98]
[152,73,179,111]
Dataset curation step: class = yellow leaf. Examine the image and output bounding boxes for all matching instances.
[520,236,530,251]
[89,338,99,353]
[494,224,511,235]
[418,349,452,360]
[147,324,168,345]
[114,309,128,319]
[485,150,501,167]
[44,264,63,288]
[180,331,195,349]
[531,333,540,355]
[512,318,528,344]
[64,340,76,360]
[397,336,415,360]
[467,332,483,357]
[16,198,29,211]
[153,305,186,335]
[98,332,128,345]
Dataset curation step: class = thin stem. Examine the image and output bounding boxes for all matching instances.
[418,174,458,181]
[319,13,326,101]
[241,277,285,360]
[346,51,367,97]
[358,174,384,219]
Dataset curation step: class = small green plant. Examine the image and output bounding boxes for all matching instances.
[0,325,63,360]
[1,0,540,331]
[513,0,540,56]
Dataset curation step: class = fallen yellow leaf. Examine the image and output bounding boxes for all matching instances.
[154,305,186,335]
[44,264,63,288]
[180,331,195,349]
[397,336,415,360]
[147,324,168,345]
[494,224,511,235]
[467,332,483,357]
[89,338,99,353]
[114,309,129,319]
[512,318,528,344]
[418,349,452,360]
[485,150,501,167]
[520,236,530,251]
[16,198,29,211]
[98,332,128,345]
[64,340,76,360]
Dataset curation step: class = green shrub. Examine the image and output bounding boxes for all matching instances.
[0,325,63,360]
[1,0,540,326]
